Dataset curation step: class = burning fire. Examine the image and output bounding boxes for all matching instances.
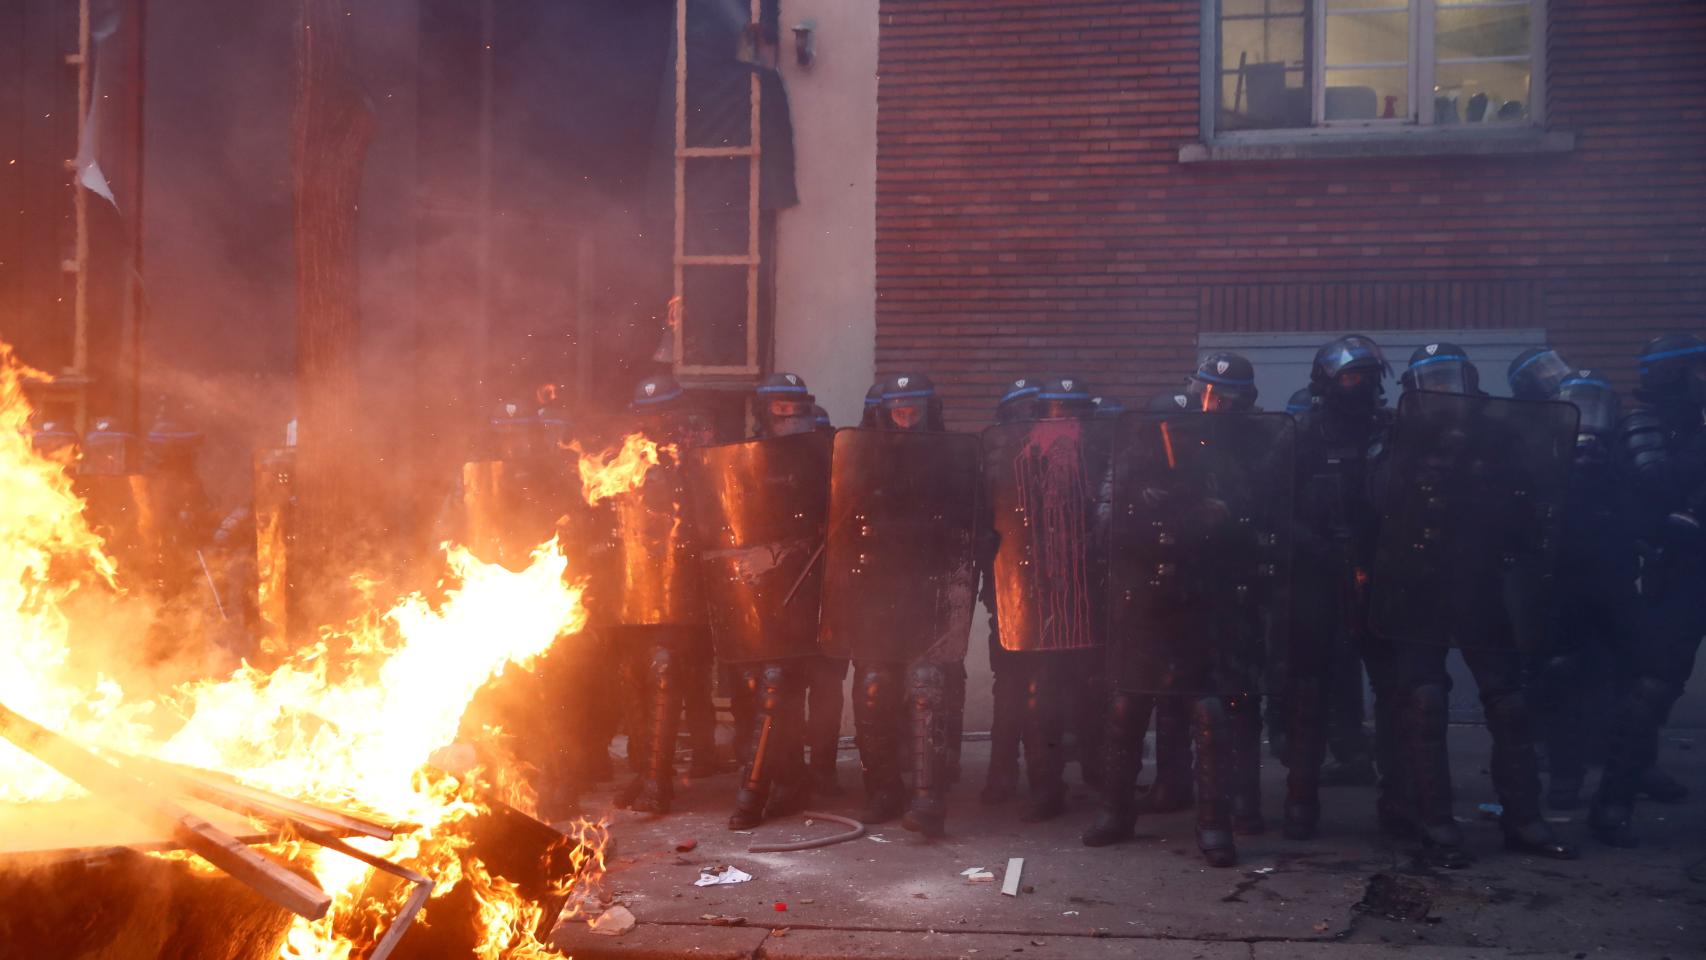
[0,341,607,958]
[573,433,672,505]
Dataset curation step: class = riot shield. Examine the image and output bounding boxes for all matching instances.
[682,431,831,663]
[1106,412,1295,696]
[253,447,300,648]
[819,429,980,664]
[460,457,567,572]
[981,418,1115,653]
[1370,391,1577,650]
[607,448,706,627]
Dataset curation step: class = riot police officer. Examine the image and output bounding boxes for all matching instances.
[1589,333,1706,846]
[755,373,847,798]
[681,374,827,829]
[980,377,1043,805]
[824,374,979,836]
[1376,343,1576,866]
[610,374,717,816]
[1528,369,1639,809]
[1283,336,1396,842]
[1088,355,1287,867]
[983,375,1111,822]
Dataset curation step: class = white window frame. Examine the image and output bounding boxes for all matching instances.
[1202,0,1547,141]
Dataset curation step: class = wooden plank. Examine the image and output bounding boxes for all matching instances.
[126,756,396,841]
[679,146,756,158]
[0,703,331,920]
[677,254,760,267]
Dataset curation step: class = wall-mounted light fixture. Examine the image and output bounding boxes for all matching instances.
[792,21,815,68]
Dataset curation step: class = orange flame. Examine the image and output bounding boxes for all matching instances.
[572,433,674,505]
[0,340,608,958]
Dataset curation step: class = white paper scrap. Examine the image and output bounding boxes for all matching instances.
[695,866,754,887]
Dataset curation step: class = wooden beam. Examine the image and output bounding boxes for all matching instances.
[0,703,331,920]
[125,755,397,841]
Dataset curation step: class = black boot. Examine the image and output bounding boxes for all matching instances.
[901,664,948,837]
[630,644,678,814]
[1547,774,1583,810]
[1418,820,1472,869]
[1589,677,1672,847]
[1283,678,1324,841]
[1083,691,1144,847]
[854,662,906,824]
[1137,694,1194,814]
[1193,697,1237,868]
[1018,665,1067,822]
[729,663,789,830]
[982,650,1024,804]
[1229,695,1265,836]
[1404,684,1467,868]
[1484,688,1556,854]
[1639,766,1689,804]
[1503,818,1577,859]
[943,663,966,787]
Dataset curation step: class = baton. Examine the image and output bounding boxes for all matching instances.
[197,550,229,621]
[781,541,827,607]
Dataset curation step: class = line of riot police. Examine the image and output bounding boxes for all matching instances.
[51,327,1698,868]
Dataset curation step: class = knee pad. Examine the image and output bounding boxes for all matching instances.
[1193,696,1229,727]
[1629,675,1681,724]
[1108,691,1140,727]
[648,646,675,685]
[1482,688,1528,728]
[757,664,789,714]
[1407,683,1448,731]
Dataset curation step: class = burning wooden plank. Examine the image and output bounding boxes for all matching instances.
[0,702,331,920]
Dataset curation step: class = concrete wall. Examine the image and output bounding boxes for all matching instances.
[772,0,879,427]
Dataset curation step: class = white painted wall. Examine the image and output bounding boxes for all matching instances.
[772,0,879,427]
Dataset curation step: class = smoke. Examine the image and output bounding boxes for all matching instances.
[132,0,677,577]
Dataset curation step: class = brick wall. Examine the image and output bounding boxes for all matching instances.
[874,0,1706,427]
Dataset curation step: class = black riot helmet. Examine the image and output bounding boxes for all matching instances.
[1146,391,1196,413]
[29,415,78,462]
[1310,335,1389,409]
[1635,333,1706,407]
[488,399,541,461]
[1400,342,1479,395]
[755,372,818,437]
[879,373,944,432]
[82,415,138,475]
[1186,352,1258,412]
[811,404,833,433]
[860,381,886,428]
[143,398,203,475]
[1284,387,1314,417]
[632,372,686,410]
[1036,375,1095,420]
[1558,370,1620,440]
[995,377,1042,424]
[1090,396,1127,419]
[1508,346,1573,401]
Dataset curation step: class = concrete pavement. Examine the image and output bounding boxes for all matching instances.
[552,726,1704,960]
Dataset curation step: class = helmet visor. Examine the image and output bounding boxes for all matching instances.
[1559,378,1618,436]
[1317,338,1389,381]
[1511,350,1573,398]
[1407,357,1471,394]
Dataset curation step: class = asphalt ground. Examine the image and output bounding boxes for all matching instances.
[551,725,1705,960]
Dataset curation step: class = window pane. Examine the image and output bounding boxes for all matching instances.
[1434,60,1532,123]
[1217,0,1309,131]
[682,266,749,367]
[1223,0,1304,16]
[1221,15,1304,71]
[1220,68,1310,130]
[1326,10,1411,66]
[1436,3,1531,61]
[1324,67,1409,119]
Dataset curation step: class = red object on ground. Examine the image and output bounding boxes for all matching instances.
[773,902,788,912]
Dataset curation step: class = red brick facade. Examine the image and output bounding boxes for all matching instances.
[874,0,1706,427]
